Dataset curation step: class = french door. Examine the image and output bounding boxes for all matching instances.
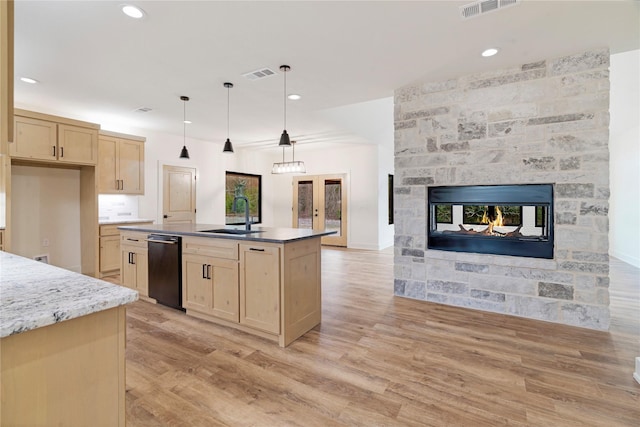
[293,174,347,247]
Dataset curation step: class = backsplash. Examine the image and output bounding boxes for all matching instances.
[98,194,139,221]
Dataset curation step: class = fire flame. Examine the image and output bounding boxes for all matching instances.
[481,206,504,227]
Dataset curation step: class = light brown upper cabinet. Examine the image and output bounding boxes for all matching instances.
[10,110,99,166]
[98,132,145,194]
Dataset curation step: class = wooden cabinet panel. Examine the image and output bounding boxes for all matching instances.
[57,124,97,165]
[118,139,143,194]
[11,116,57,161]
[120,231,149,296]
[11,116,97,165]
[98,135,144,194]
[239,244,280,334]
[183,252,239,322]
[98,136,118,192]
[183,253,212,313]
[99,235,120,273]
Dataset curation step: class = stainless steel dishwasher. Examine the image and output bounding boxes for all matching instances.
[147,234,183,311]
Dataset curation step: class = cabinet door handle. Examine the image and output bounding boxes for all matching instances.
[52,146,56,157]
[126,238,139,242]
[128,252,132,264]
[207,264,212,280]
[60,146,64,158]
[249,248,265,252]
[202,264,206,279]
[131,252,136,265]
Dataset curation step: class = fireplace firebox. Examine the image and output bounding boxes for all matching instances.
[427,184,554,259]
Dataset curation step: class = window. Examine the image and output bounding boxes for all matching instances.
[225,171,262,225]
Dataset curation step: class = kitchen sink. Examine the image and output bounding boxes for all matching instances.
[200,228,262,235]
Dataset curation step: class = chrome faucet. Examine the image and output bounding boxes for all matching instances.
[232,195,251,230]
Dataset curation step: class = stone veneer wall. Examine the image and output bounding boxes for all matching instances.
[393,49,611,330]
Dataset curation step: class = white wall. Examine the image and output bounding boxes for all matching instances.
[254,142,385,250]
[610,49,640,267]
[11,165,81,271]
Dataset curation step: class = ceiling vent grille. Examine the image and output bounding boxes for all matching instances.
[461,0,518,19]
[242,67,277,81]
[134,107,152,113]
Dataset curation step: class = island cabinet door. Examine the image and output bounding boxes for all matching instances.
[183,254,239,322]
[239,244,280,334]
[182,253,213,313]
[121,246,148,297]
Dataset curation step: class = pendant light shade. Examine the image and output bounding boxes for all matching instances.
[278,65,291,147]
[222,82,234,153]
[179,95,190,159]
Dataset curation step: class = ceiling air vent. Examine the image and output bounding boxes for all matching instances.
[242,67,277,81]
[461,0,519,19]
[134,107,152,113]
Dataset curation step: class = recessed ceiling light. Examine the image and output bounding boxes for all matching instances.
[482,48,499,57]
[20,77,38,84]
[121,4,145,19]
[183,120,192,124]
[287,94,301,101]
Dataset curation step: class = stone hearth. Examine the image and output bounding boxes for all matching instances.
[393,49,610,330]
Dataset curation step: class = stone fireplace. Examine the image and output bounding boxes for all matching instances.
[393,49,610,330]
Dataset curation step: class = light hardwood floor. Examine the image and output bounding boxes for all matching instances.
[115,248,640,426]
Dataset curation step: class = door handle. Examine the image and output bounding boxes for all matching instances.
[207,264,212,280]
[163,215,169,219]
[249,248,265,252]
[52,146,56,157]
[202,264,207,279]
[60,146,64,158]
[131,252,136,265]
[128,252,133,264]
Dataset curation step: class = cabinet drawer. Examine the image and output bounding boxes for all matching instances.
[99,224,121,236]
[183,237,238,260]
[120,231,148,248]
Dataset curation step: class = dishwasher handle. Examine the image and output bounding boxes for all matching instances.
[147,234,179,245]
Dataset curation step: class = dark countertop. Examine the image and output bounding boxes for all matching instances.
[99,218,155,225]
[118,223,336,244]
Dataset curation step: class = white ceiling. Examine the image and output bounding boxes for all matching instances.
[13,1,640,150]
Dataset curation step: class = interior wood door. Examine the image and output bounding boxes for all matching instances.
[163,165,196,224]
[293,174,347,247]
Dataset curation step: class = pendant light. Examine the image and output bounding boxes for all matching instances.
[222,82,234,153]
[179,95,190,159]
[272,140,306,174]
[278,65,291,147]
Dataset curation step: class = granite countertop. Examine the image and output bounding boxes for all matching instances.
[99,218,155,225]
[118,223,336,243]
[0,251,138,338]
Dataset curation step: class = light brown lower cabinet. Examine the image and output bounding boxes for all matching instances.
[100,222,152,278]
[182,236,321,347]
[239,243,280,334]
[183,253,239,322]
[1,306,126,426]
[120,231,149,297]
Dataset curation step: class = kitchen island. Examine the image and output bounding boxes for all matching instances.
[0,251,137,426]
[118,223,335,347]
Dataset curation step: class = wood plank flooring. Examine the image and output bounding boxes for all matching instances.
[117,249,640,426]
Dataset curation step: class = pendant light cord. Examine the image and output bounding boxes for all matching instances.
[183,99,186,145]
[283,67,287,130]
[227,86,230,139]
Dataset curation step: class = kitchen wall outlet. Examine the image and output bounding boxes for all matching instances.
[42,238,49,247]
[34,254,49,264]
